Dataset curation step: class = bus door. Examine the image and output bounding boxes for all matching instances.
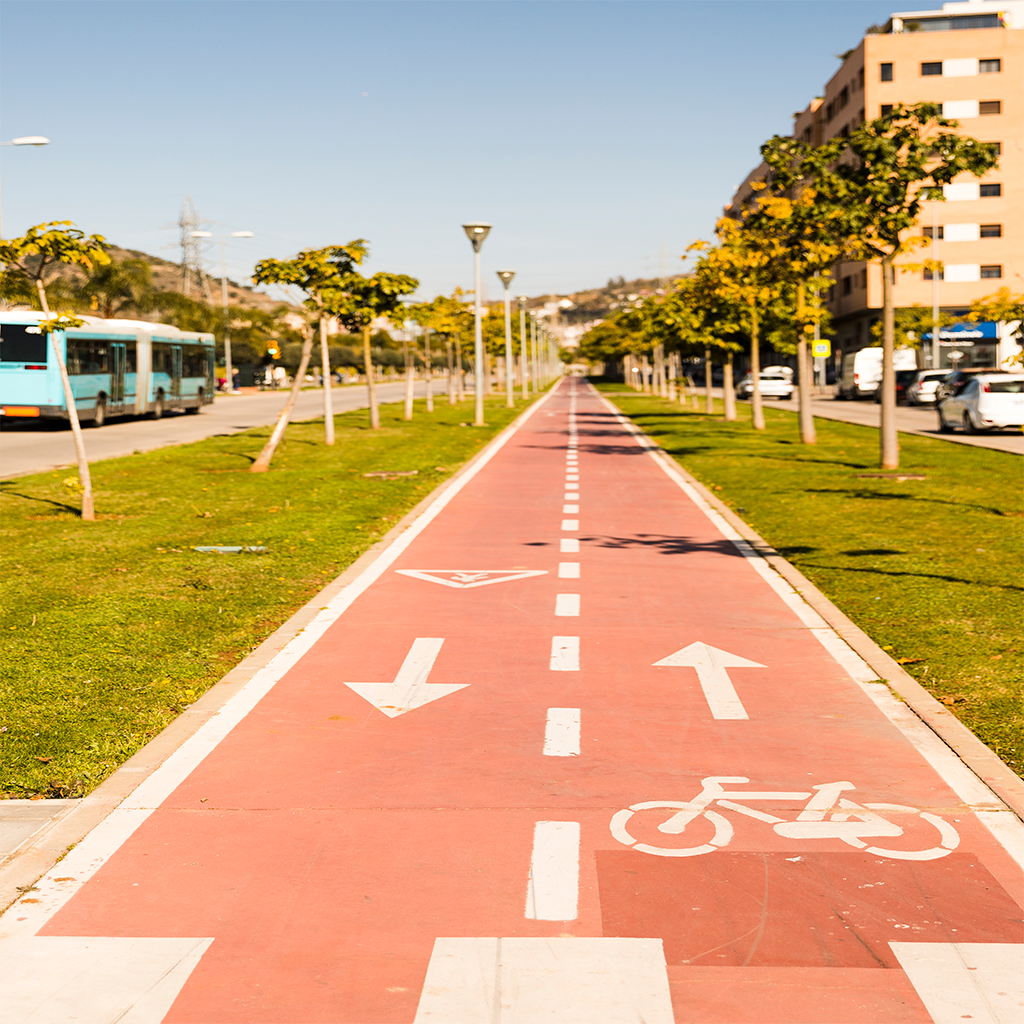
[109,343,126,413]
[170,346,182,398]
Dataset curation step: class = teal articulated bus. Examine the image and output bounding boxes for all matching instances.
[0,311,215,425]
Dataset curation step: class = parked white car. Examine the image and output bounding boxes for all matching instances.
[906,370,949,405]
[735,373,794,400]
[938,374,1024,433]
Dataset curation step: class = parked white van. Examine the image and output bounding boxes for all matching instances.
[835,346,917,400]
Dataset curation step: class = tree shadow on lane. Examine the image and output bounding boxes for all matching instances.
[805,487,1011,517]
[799,560,1023,593]
[0,482,81,515]
[525,533,748,557]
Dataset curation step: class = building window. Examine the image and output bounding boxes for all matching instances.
[921,62,943,76]
[839,86,849,109]
[923,268,944,281]
[979,59,1001,73]
[980,183,1002,197]
[842,276,853,295]
[979,100,1001,115]
[980,265,1002,279]
[857,68,864,90]
[881,104,894,116]
[880,62,893,81]
[979,224,1002,238]
[922,226,944,239]
[986,141,1002,155]
[858,270,867,289]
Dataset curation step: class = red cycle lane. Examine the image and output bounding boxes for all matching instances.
[3,378,1021,1024]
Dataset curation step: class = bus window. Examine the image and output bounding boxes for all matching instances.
[0,323,48,363]
[66,339,109,374]
[182,346,209,378]
[152,342,172,375]
[125,342,137,373]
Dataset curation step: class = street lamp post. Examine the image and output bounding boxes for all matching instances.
[496,270,516,408]
[531,313,540,392]
[0,136,51,240]
[518,297,529,398]
[192,230,254,394]
[462,222,492,426]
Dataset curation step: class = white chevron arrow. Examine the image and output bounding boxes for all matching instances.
[653,641,765,719]
[345,638,468,718]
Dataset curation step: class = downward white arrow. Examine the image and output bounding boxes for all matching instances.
[653,641,765,719]
[345,638,468,718]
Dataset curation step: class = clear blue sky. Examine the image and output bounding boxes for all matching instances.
[2,0,914,301]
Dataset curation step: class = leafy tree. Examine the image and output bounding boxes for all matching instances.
[326,271,420,428]
[252,242,368,448]
[0,222,110,519]
[75,256,154,318]
[968,288,1024,362]
[408,290,473,405]
[818,104,999,468]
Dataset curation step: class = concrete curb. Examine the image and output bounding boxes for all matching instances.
[0,396,547,913]
[602,394,1024,822]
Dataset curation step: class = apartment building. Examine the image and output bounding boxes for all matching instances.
[728,0,1023,370]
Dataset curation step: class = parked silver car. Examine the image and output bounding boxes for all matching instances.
[905,370,948,405]
[735,373,794,400]
[938,373,1024,433]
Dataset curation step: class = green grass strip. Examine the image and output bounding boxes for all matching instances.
[599,384,1023,778]
[1,396,533,798]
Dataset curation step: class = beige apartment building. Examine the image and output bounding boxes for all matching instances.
[729,0,1022,370]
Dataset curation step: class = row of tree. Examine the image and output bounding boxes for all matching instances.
[580,103,1021,469]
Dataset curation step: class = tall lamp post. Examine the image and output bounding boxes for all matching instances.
[0,135,50,240]
[192,229,254,393]
[518,296,529,398]
[462,222,492,426]
[496,270,516,407]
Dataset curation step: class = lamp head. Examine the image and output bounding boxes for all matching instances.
[462,222,492,253]
[11,136,50,146]
[191,231,213,238]
[496,270,516,288]
[231,231,254,238]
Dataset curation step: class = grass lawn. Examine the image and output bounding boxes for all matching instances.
[598,384,1023,777]
[0,396,531,798]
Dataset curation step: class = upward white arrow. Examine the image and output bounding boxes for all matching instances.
[653,641,765,720]
[345,638,469,718]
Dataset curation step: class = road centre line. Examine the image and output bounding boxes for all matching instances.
[558,562,580,578]
[524,821,580,921]
[550,636,580,671]
[0,386,562,941]
[561,519,579,531]
[555,594,580,617]
[560,538,579,553]
[543,708,581,757]
[589,383,1024,869]
[562,504,579,514]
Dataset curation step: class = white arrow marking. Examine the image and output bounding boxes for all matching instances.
[345,638,468,717]
[653,641,766,719]
[395,569,547,589]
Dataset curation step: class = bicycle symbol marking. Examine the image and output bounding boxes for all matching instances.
[610,777,960,861]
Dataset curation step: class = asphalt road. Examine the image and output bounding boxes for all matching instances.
[0,380,453,479]
[720,390,1024,455]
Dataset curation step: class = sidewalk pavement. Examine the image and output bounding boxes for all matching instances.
[1,378,1021,1024]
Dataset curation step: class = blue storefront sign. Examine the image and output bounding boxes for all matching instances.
[923,321,998,343]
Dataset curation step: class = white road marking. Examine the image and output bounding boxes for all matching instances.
[395,569,547,589]
[558,562,580,578]
[560,538,579,553]
[543,708,581,756]
[344,638,468,717]
[890,942,1024,1023]
[564,494,579,502]
[562,503,580,514]
[0,388,560,940]
[414,937,674,1023]
[555,594,580,617]
[0,936,213,1024]
[525,821,580,920]
[550,636,580,671]
[561,519,579,531]
[566,473,579,480]
[653,641,765,719]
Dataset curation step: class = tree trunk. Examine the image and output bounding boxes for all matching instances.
[880,254,899,469]
[319,307,335,445]
[36,281,95,519]
[704,347,713,413]
[749,308,765,431]
[795,282,816,445]
[424,329,434,412]
[723,353,737,421]
[403,340,415,421]
[446,339,457,405]
[251,326,315,472]
[455,337,465,401]
[363,324,380,429]
[667,351,677,401]
[641,354,651,393]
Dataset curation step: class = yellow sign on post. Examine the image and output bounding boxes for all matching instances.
[812,340,831,358]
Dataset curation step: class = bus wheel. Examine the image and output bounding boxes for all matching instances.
[151,393,165,420]
[185,389,203,414]
[91,398,107,428]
